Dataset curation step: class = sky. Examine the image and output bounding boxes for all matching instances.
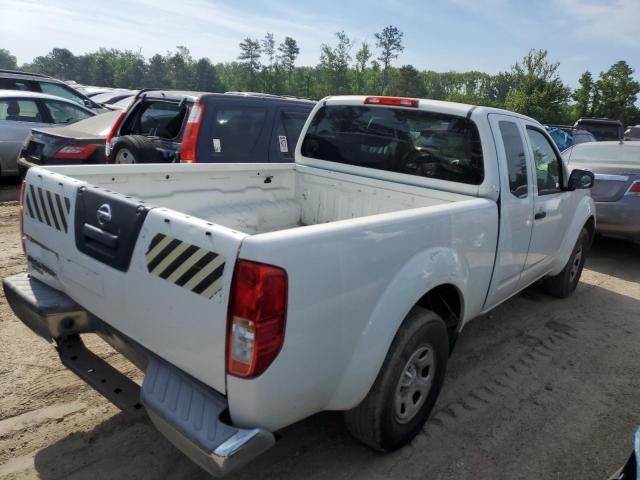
[0,0,639,87]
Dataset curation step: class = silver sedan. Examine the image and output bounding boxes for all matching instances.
[0,90,95,176]
[564,141,640,243]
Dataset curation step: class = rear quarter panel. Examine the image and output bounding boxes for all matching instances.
[227,198,498,431]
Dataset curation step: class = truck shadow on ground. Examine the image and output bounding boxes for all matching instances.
[585,235,640,284]
[32,248,640,480]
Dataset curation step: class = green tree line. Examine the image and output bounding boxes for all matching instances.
[0,26,638,125]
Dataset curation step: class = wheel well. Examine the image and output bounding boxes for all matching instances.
[416,284,462,352]
[584,216,595,248]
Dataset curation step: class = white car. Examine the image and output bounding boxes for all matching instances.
[4,95,595,476]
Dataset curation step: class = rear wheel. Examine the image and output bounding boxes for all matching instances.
[344,307,448,451]
[110,135,163,164]
[543,228,589,298]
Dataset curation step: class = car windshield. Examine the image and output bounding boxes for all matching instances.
[568,144,640,165]
[301,105,484,185]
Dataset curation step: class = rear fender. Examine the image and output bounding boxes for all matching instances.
[326,246,468,410]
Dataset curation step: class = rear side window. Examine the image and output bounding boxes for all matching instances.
[0,78,35,91]
[0,99,43,122]
[43,100,92,124]
[209,107,267,157]
[130,101,187,139]
[498,121,528,198]
[301,105,484,185]
[39,82,85,106]
[274,110,310,158]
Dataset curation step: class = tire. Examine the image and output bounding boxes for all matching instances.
[110,135,163,164]
[543,228,589,298]
[344,307,449,451]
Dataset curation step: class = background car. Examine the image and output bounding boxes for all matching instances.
[18,109,121,176]
[624,125,640,141]
[89,90,138,106]
[564,141,640,243]
[109,95,136,110]
[574,117,624,141]
[546,125,596,151]
[106,91,315,164]
[0,69,106,113]
[0,91,95,177]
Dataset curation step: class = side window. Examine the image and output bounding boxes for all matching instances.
[43,100,92,124]
[0,78,34,91]
[275,110,309,158]
[0,99,43,122]
[526,128,562,195]
[211,107,267,157]
[499,121,528,198]
[39,82,85,106]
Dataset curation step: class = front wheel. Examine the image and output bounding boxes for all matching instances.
[344,307,449,451]
[543,228,590,298]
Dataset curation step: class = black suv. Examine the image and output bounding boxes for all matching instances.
[574,117,624,141]
[0,69,105,113]
[106,91,315,164]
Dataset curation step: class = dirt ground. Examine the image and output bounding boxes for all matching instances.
[0,200,639,480]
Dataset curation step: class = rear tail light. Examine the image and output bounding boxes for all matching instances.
[19,181,26,253]
[227,260,287,378]
[627,181,640,195]
[54,144,97,160]
[180,102,204,163]
[104,110,127,161]
[364,96,419,108]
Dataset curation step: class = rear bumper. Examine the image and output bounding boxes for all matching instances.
[2,272,275,477]
[595,199,640,242]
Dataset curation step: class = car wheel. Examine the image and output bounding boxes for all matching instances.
[110,135,163,164]
[543,228,589,298]
[344,307,448,451]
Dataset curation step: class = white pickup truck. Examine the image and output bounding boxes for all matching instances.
[4,96,596,476]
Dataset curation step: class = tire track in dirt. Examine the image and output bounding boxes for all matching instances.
[419,319,579,437]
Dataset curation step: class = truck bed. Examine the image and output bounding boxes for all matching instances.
[46,162,474,235]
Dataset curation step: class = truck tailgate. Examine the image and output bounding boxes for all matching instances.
[22,169,246,394]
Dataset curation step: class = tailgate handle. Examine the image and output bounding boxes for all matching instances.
[82,223,119,249]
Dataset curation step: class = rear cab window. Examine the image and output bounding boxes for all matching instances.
[300,105,484,185]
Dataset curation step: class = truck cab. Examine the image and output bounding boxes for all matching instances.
[4,95,595,477]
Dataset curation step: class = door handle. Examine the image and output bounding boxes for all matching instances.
[534,211,547,220]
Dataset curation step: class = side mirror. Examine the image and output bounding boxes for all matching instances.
[568,169,594,190]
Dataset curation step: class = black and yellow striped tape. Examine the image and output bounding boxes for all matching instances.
[145,234,226,299]
[24,185,71,233]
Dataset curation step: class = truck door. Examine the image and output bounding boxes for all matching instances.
[518,124,572,286]
[484,114,534,309]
